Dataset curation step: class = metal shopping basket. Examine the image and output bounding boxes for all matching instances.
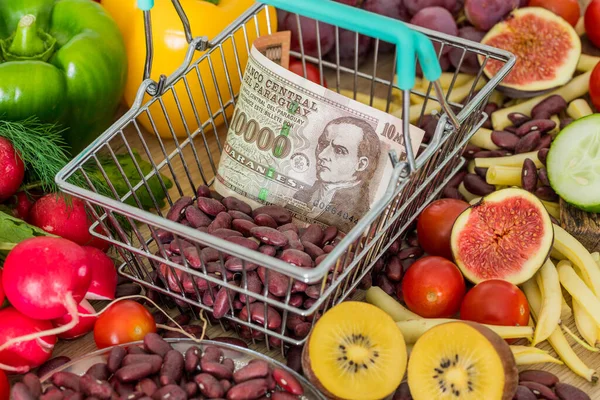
[56,0,515,353]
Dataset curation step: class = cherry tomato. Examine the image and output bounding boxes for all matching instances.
[586,0,600,48]
[93,300,156,349]
[529,0,580,27]
[0,369,9,400]
[289,58,327,87]
[460,280,530,327]
[400,256,466,318]
[417,199,470,260]
[590,63,600,112]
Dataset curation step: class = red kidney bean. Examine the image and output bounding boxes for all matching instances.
[535,186,559,202]
[516,119,555,137]
[232,219,258,236]
[10,383,35,400]
[387,238,401,255]
[522,158,538,192]
[397,246,424,260]
[376,274,395,295]
[386,256,403,282]
[127,345,148,355]
[462,144,481,159]
[226,378,269,400]
[538,167,550,187]
[107,346,128,373]
[252,206,292,225]
[156,229,175,244]
[504,125,518,134]
[242,303,283,330]
[239,325,264,340]
[473,150,506,158]
[463,173,495,196]
[519,370,559,387]
[538,148,549,165]
[285,314,306,332]
[513,386,537,400]
[554,383,590,400]
[406,231,419,248]
[250,226,289,247]
[199,247,219,263]
[303,297,317,309]
[285,347,303,374]
[508,112,531,127]
[197,197,226,217]
[273,368,303,395]
[519,382,558,400]
[392,382,412,400]
[220,379,233,393]
[284,240,304,252]
[289,293,304,307]
[112,379,134,396]
[167,197,193,221]
[292,322,312,338]
[281,229,299,242]
[254,214,278,229]
[491,130,519,150]
[182,381,198,397]
[535,134,552,150]
[180,219,191,227]
[213,228,243,238]
[196,185,211,198]
[224,257,258,272]
[211,337,249,348]
[202,346,223,363]
[560,118,573,130]
[169,239,194,255]
[202,290,215,307]
[474,167,488,180]
[226,236,261,251]
[144,333,171,357]
[159,350,184,386]
[322,244,334,253]
[482,103,498,129]
[51,372,81,392]
[443,186,463,200]
[151,384,187,400]
[277,223,298,234]
[116,283,142,298]
[359,273,373,290]
[22,374,42,398]
[255,245,274,257]
[271,392,300,400]
[300,224,324,246]
[531,95,567,120]
[266,372,277,391]
[185,206,212,228]
[305,285,322,299]
[200,360,233,380]
[280,249,313,268]
[239,271,263,303]
[79,374,114,399]
[258,267,290,297]
[212,287,232,319]
[209,212,233,232]
[115,363,155,383]
[37,357,71,378]
[301,241,324,260]
[85,364,110,381]
[233,360,269,383]
[184,346,201,373]
[228,210,254,222]
[223,197,253,215]
[321,225,338,245]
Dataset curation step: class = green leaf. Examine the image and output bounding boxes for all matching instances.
[90,150,173,211]
[0,210,54,258]
[201,0,219,4]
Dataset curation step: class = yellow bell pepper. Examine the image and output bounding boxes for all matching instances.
[101,0,276,139]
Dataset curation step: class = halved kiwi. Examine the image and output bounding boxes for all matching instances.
[407,320,518,400]
[302,301,407,400]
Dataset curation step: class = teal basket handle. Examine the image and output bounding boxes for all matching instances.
[137,0,154,11]
[260,0,441,90]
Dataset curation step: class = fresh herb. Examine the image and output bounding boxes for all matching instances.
[0,210,53,257]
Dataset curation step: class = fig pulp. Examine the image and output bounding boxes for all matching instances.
[450,188,553,285]
[479,7,581,95]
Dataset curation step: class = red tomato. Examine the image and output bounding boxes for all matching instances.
[417,199,470,260]
[93,300,156,349]
[529,0,580,26]
[401,256,466,318]
[289,59,327,87]
[460,280,530,327]
[0,369,9,400]
[586,0,600,48]
[590,62,600,112]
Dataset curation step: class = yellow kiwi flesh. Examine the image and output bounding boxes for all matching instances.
[302,301,407,400]
[407,321,518,400]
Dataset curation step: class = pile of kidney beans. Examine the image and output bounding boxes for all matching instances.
[11,333,306,400]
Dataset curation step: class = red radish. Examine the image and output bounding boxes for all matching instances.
[0,307,56,373]
[2,237,91,320]
[8,192,36,220]
[84,246,117,300]
[52,299,97,340]
[28,194,94,246]
[0,270,4,306]
[0,137,25,202]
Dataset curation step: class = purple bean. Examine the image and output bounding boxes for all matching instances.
[386,256,403,282]
[226,379,269,400]
[116,283,142,298]
[278,223,299,234]
[185,346,201,373]
[222,197,253,215]
[225,236,261,251]
[233,360,269,383]
[37,357,71,378]
[322,244,334,253]
[82,364,109,382]
[321,225,338,245]
[228,210,254,222]
[397,246,424,260]
[555,383,591,400]
[202,346,223,363]
[560,118,574,130]
[522,158,538,192]
[159,350,184,386]
[376,274,395,296]
[289,293,304,307]
[300,224,324,246]
[115,363,154,383]
[258,245,277,256]
[201,247,220,263]
[280,249,313,268]
[491,130,519,150]
[443,186,463,200]
[463,173,496,196]
[301,240,325,260]
[254,214,278,229]
[232,219,258,236]
[535,134,553,150]
[200,360,233,380]
[224,257,258,272]
[79,374,114,399]
[251,205,292,225]
[107,346,128,373]
[137,378,159,397]
[183,382,198,398]
[516,119,555,137]
[156,229,174,244]
[505,126,518,134]
[538,167,550,186]
[239,271,262,303]
[519,370,559,387]
[538,148,549,165]
[535,186,559,202]
[169,239,194,255]
[144,333,171,357]
[462,144,481,159]
[127,345,148,355]
[51,372,81,392]
[212,287,232,319]
[293,322,312,338]
[393,382,412,400]
[202,290,215,307]
[482,103,498,129]
[286,347,303,374]
[151,384,187,400]
[508,112,531,127]
[256,267,288,297]
[197,197,226,217]
[208,212,233,232]
[531,95,567,120]
[519,382,558,400]
[250,226,289,247]
[196,185,211,198]
[185,206,212,228]
[166,197,193,222]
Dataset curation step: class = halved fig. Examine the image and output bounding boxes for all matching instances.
[479,7,581,96]
[450,188,553,285]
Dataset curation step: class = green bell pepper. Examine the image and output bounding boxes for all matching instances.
[0,0,128,153]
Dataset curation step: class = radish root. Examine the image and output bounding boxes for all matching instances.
[79,295,209,344]
[0,293,79,373]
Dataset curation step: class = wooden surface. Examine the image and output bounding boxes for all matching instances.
[50,2,600,397]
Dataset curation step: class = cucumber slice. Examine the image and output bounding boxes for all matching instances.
[547,114,600,213]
